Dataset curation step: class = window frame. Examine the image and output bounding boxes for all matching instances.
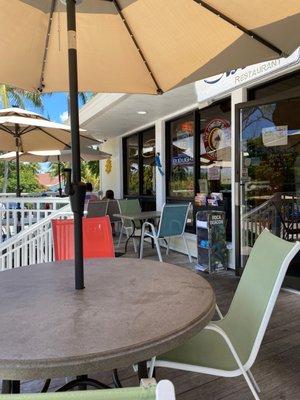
[165,110,200,202]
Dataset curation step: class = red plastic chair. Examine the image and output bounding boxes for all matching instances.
[52,216,115,261]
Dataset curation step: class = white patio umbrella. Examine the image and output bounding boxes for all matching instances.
[1,0,299,290]
[0,149,111,196]
[0,107,99,197]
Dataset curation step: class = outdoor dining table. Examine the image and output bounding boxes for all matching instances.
[114,210,161,254]
[0,257,215,394]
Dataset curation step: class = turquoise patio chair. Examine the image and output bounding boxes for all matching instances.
[117,198,141,252]
[6,379,175,400]
[139,203,191,262]
[150,230,300,399]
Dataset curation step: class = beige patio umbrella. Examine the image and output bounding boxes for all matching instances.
[1,1,300,94]
[0,107,99,196]
[1,0,299,290]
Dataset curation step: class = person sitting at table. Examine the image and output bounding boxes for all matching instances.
[102,189,114,200]
[85,182,99,202]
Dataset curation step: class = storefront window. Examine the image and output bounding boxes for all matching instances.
[166,102,231,234]
[123,128,156,199]
[125,134,139,195]
[168,115,194,198]
[199,101,231,195]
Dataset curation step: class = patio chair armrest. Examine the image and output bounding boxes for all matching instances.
[214,303,224,320]
[204,323,245,370]
[142,221,157,237]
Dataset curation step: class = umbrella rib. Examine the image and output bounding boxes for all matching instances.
[35,127,72,149]
[20,126,35,135]
[38,0,57,92]
[111,0,163,94]
[19,126,97,146]
[194,1,286,57]
[78,133,100,144]
[0,124,15,135]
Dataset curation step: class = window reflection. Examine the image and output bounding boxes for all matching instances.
[142,129,156,196]
[169,116,194,197]
[126,134,139,195]
[241,98,300,211]
[199,102,232,196]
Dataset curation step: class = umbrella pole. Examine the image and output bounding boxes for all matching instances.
[66,0,86,290]
[57,156,62,197]
[15,127,21,198]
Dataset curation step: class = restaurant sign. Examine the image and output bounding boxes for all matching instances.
[195,48,300,102]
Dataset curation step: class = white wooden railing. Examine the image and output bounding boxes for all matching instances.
[0,197,70,243]
[241,197,276,247]
[241,192,300,247]
[0,204,72,271]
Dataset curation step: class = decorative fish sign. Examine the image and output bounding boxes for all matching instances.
[155,153,164,176]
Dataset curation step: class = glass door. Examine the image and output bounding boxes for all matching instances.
[239,97,300,289]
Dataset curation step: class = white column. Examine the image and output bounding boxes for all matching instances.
[155,119,166,211]
[99,137,123,199]
[98,159,102,194]
[117,136,123,199]
[231,88,247,268]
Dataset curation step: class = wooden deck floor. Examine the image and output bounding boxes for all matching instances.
[2,239,300,399]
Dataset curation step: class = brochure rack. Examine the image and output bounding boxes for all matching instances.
[196,210,228,273]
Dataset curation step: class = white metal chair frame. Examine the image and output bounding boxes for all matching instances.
[117,214,139,254]
[139,203,192,263]
[152,379,176,400]
[149,237,300,400]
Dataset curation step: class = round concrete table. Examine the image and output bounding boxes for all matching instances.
[0,258,215,383]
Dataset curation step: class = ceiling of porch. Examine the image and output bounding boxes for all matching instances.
[79,82,198,140]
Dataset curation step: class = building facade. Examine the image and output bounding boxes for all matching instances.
[80,48,300,289]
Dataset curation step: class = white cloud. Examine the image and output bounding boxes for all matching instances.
[59,110,69,123]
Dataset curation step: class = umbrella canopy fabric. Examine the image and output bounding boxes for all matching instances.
[0,107,97,151]
[0,149,111,162]
[0,151,46,163]
[0,1,300,94]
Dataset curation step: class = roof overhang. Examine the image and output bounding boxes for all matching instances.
[79,83,199,140]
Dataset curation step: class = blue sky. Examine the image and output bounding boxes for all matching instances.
[25,92,69,123]
[24,92,87,123]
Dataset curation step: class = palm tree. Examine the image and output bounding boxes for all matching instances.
[0,84,43,193]
[0,84,43,109]
[63,92,93,121]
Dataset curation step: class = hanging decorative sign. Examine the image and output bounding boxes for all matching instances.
[105,158,112,174]
[155,153,164,176]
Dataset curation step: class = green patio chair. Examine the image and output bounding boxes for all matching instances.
[139,203,191,262]
[150,229,300,399]
[117,199,141,252]
[5,379,175,400]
